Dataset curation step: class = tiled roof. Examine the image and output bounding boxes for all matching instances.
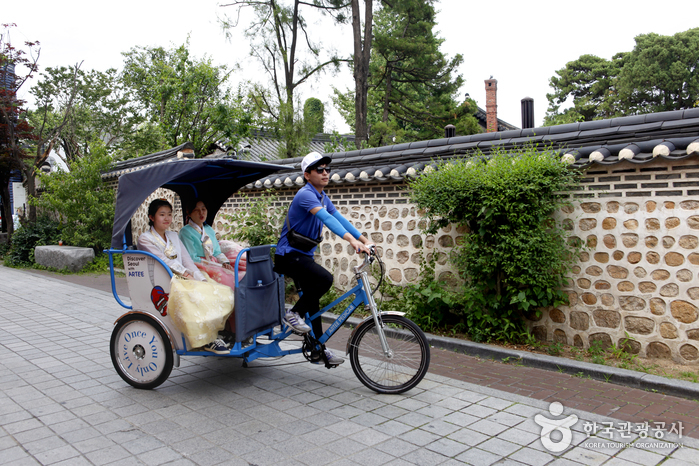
[229,130,355,162]
[473,106,518,132]
[103,142,195,179]
[247,109,699,190]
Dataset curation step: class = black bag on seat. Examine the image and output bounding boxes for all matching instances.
[234,245,285,342]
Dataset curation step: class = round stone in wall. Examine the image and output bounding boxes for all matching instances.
[624,219,639,230]
[646,218,661,230]
[581,293,597,305]
[593,309,621,328]
[606,201,620,213]
[573,334,584,347]
[613,250,624,260]
[680,344,699,361]
[570,311,590,330]
[687,329,699,341]
[689,253,699,265]
[688,216,699,229]
[577,278,591,289]
[677,269,693,282]
[579,218,597,231]
[404,268,418,282]
[589,333,612,350]
[619,338,641,354]
[617,281,634,292]
[594,252,609,263]
[425,235,434,248]
[624,203,639,214]
[660,322,679,339]
[340,257,348,271]
[407,220,416,231]
[381,221,392,231]
[646,341,672,359]
[436,235,451,247]
[587,235,598,248]
[396,235,409,247]
[665,218,681,230]
[645,236,659,248]
[663,236,676,249]
[671,300,699,323]
[645,201,657,213]
[624,316,654,335]
[388,208,399,219]
[388,268,402,283]
[370,232,384,243]
[600,294,615,306]
[650,298,666,315]
[607,265,628,279]
[679,235,699,249]
[664,252,685,267]
[553,329,567,344]
[627,252,642,264]
[603,235,616,248]
[619,296,646,312]
[622,233,639,247]
[647,251,660,264]
[396,251,409,264]
[410,253,421,264]
[680,200,699,210]
[638,282,657,293]
[634,267,647,278]
[660,283,679,297]
[594,280,611,290]
[602,218,617,230]
[579,252,590,262]
[581,202,601,213]
[651,269,671,280]
[549,308,566,323]
[385,249,394,259]
[586,265,603,276]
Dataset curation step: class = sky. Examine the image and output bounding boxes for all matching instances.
[4,0,699,133]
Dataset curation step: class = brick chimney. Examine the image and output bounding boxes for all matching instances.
[485,78,498,133]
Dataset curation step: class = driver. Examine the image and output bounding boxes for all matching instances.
[274,152,373,366]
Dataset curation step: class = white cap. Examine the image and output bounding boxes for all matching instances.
[301,151,331,173]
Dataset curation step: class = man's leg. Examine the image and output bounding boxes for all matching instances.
[275,252,332,337]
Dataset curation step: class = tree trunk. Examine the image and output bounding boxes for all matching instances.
[1,179,14,241]
[351,0,373,149]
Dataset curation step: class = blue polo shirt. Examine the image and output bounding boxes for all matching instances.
[277,183,337,256]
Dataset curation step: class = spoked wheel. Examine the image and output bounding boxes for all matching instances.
[110,314,174,389]
[348,315,430,394]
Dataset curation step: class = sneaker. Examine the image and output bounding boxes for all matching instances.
[283,311,311,334]
[203,338,229,355]
[324,348,345,365]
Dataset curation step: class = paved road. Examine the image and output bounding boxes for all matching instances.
[1,265,698,465]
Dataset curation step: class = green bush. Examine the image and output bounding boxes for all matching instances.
[31,141,115,253]
[409,145,582,342]
[222,190,286,247]
[5,216,62,267]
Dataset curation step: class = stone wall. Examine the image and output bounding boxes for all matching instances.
[121,156,699,364]
[530,158,699,364]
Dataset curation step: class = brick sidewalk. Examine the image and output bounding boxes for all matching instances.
[24,268,699,441]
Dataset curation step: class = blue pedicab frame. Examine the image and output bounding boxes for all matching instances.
[106,158,430,393]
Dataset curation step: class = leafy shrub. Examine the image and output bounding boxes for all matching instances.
[409,144,582,341]
[222,190,286,247]
[5,216,62,266]
[31,141,115,253]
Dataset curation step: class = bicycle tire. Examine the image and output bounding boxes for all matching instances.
[348,315,430,394]
[111,314,173,390]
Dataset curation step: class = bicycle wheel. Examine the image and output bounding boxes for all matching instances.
[110,314,173,390]
[348,315,430,394]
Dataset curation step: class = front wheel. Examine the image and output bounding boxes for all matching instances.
[348,315,430,394]
[110,314,174,389]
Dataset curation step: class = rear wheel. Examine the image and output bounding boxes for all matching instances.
[110,314,173,389]
[348,315,430,394]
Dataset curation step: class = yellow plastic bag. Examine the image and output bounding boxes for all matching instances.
[167,275,234,349]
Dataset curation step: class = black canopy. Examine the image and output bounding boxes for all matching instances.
[110,158,288,248]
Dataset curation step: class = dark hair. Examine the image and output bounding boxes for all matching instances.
[147,199,173,226]
[185,198,206,215]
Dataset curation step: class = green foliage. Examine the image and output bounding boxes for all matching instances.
[323,130,354,153]
[547,341,563,356]
[545,27,699,124]
[409,145,582,342]
[4,216,61,266]
[303,98,325,134]
[30,142,115,252]
[222,190,286,247]
[122,41,253,157]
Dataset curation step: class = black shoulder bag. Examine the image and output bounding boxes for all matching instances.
[285,193,325,252]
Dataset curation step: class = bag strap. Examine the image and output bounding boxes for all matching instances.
[285,192,325,237]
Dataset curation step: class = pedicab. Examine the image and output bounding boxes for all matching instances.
[106,158,430,394]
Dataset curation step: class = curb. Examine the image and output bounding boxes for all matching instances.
[323,314,699,401]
